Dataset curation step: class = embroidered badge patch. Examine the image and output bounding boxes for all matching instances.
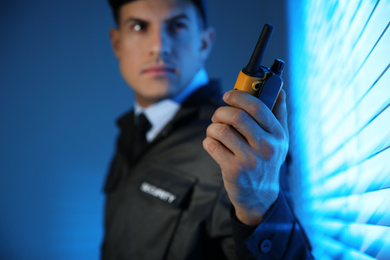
[140,182,177,204]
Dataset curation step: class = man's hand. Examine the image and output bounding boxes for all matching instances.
[203,89,289,225]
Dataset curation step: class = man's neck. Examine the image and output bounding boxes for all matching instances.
[172,68,209,104]
[134,68,209,142]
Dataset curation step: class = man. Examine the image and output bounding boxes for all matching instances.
[102,0,312,259]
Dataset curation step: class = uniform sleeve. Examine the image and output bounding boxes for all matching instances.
[231,191,313,260]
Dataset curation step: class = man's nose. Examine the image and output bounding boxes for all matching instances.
[149,28,171,58]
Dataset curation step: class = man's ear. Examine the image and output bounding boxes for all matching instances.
[110,27,121,59]
[199,26,215,62]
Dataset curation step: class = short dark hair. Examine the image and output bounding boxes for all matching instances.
[108,0,207,28]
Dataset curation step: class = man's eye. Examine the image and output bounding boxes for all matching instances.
[132,22,147,32]
[169,21,187,33]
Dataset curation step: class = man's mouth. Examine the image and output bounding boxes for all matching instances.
[142,66,176,76]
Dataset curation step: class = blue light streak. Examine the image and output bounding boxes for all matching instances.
[287,0,390,258]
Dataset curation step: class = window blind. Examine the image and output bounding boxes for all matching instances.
[287,0,390,259]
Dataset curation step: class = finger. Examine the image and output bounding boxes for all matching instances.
[203,136,236,171]
[206,122,249,156]
[211,106,268,149]
[223,90,280,135]
[272,89,289,138]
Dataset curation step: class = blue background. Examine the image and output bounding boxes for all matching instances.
[0,1,288,259]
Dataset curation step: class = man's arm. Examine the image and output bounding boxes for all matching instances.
[203,90,312,258]
[231,190,313,259]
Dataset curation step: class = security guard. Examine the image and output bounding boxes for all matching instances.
[102,0,312,259]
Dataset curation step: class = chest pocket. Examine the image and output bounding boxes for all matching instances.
[104,162,198,260]
[138,165,197,209]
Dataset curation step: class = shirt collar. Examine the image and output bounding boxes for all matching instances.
[172,68,209,104]
[134,68,209,142]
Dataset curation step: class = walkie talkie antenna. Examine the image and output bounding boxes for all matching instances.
[245,24,274,75]
[233,23,284,110]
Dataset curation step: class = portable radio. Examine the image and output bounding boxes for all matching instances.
[233,24,285,111]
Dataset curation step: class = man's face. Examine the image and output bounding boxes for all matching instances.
[110,0,213,107]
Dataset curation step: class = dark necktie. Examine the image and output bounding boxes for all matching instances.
[133,113,152,160]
